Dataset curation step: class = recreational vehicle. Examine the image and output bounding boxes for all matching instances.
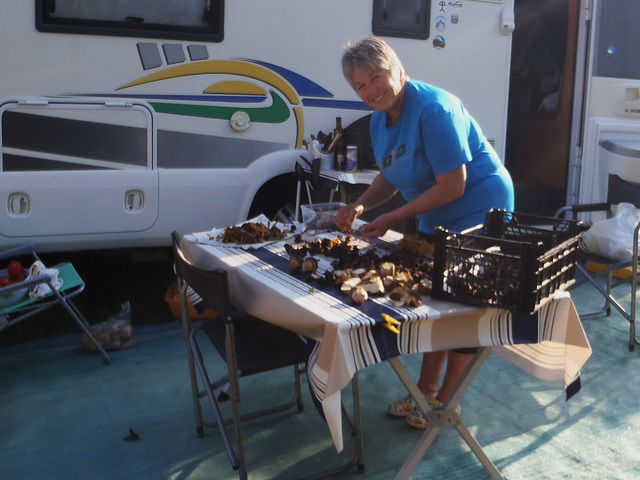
[1,0,638,252]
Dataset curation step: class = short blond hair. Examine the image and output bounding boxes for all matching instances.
[341,37,408,89]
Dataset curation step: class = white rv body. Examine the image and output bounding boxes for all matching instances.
[0,0,514,252]
[9,1,640,253]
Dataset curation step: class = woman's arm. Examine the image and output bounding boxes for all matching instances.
[353,174,398,211]
[334,174,397,231]
[359,164,467,238]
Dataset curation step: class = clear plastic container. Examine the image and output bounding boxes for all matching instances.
[301,202,345,229]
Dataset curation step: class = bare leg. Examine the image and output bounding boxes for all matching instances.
[436,350,475,403]
[416,351,447,397]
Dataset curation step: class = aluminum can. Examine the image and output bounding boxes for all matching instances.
[346,146,358,172]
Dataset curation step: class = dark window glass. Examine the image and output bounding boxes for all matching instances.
[1,107,150,172]
[36,0,224,42]
[372,0,431,40]
[595,0,640,79]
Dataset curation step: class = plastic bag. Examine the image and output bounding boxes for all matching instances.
[81,301,137,351]
[28,260,63,299]
[580,203,640,260]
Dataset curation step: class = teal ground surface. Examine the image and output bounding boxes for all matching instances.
[1,276,639,480]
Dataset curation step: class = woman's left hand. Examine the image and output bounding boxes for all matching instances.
[358,212,396,238]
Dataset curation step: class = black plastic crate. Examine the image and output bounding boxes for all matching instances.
[483,209,584,249]
[431,210,585,313]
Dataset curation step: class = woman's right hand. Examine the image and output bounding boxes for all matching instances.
[334,204,364,232]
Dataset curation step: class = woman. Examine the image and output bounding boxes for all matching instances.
[335,37,514,429]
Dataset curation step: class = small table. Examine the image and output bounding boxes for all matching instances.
[183,229,592,479]
[294,165,379,221]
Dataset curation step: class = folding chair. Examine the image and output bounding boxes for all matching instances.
[171,231,308,480]
[0,244,111,363]
[556,174,640,351]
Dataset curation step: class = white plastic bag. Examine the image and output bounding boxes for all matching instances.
[81,301,137,351]
[28,260,63,299]
[580,203,640,260]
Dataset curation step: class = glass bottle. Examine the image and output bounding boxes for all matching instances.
[332,117,346,171]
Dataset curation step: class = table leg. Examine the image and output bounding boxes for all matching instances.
[388,348,505,480]
[351,371,365,472]
[298,372,364,479]
[295,179,302,223]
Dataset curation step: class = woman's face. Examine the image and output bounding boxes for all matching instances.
[350,67,404,120]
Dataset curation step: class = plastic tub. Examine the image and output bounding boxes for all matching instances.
[0,268,30,308]
[301,202,345,229]
[164,283,217,319]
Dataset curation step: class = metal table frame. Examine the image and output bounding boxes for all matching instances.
[389,348,505,480]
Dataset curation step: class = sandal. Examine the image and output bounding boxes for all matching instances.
[387,392,437,418]
[406,398,461,430]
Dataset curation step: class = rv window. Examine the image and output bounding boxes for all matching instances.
[1,106,151,173]
[595,0,640,80]
[372,0,431,40]
[36,0,224,42]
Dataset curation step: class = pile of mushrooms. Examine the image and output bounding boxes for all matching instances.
[286,235,433,307]
[335,261,431,306]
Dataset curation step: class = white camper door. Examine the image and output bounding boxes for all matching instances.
[571,0,640,208]
[0,99,158,239]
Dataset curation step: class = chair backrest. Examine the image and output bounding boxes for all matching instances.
[608,174,640,208]
[171,231,232,319]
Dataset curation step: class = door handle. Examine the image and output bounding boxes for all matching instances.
[125,190,144,211]
[8,193,30,216]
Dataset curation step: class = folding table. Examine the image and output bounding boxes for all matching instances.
[182,229,592,479]
[0,244,110,364]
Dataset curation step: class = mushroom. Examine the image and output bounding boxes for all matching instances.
[382,275,396,290]
[341,276,362,292]
[390,286,409,302]
[379,262,395,278]
[389,286,422,307]
[395,269,414,285]
[350,286,368,304]
[361,269,379,281]
[302,257,319,274]
[352,268,368,278]
[415,278,432,295]
[289,253,304,272]
[404,290,422,307]
[333,269,348,286]
[361,275,385,295]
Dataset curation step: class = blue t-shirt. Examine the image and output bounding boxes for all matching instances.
[370,80,514,234]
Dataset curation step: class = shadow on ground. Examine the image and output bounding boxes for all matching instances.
[0,247,177,348]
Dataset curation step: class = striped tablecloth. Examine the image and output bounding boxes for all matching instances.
[183,232,592,452]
